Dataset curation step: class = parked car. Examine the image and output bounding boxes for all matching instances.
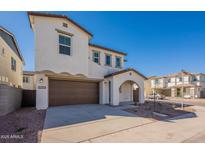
[147,93,165,100]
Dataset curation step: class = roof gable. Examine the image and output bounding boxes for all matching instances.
[104,68,147,80]
[0,26,24,62]
[27,12,93,37]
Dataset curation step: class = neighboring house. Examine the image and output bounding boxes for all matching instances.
[22,71,36,107]
[27,12,147,109]
[149,70,205,98]
[0,26,24,116]
[144,76,156,97]
[23,71,36,90]
[0,26,24,88]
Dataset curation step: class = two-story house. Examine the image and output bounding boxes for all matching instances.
[27,12,147,109]
[0,26,24,115]
[23,71,36,90]
[149,70,205,99]
[0,26,24,88]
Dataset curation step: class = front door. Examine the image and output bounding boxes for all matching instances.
[133,88,139,102]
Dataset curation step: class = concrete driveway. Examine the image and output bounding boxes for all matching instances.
[41,104,205,143]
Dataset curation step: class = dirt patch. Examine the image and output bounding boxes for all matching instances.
[0,108,46,143]
[124,101,196,121]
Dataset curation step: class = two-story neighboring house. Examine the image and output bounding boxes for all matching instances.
[0,26,24,88]
[23,71,36,90]
[0,26,24,115]
[149,70,205,99]
[27,12,147,110]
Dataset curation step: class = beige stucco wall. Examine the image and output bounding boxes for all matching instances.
[119,81,133,102]
[144,78,152,97]
[36,71,145,109]
[167,77,176,87]
[33,16,90,76]
[151,78,165,88]
[0,37,23,88]
[32,16,125,80]
[88,46,124,78]
[31,16,145,109]
[112,71,144,105]
[100,71,145,106]
[23,75,36,90]
[35,74,48,110]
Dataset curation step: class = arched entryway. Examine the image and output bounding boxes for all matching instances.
[119,80,140,105]
[101,68,146,106]
[133,83,139,103]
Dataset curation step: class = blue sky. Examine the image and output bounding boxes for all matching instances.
[0,11,205,77]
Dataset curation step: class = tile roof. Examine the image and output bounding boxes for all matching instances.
[153,70,205,79]
[104,68,147,79]
[23,71,35,76]
[173,84,201,88]
[89,43,127,56]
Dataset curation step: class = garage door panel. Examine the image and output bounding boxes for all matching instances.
[49,79,99,106]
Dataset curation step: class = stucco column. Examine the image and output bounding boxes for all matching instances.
[194,87,200,98]
[171,88,176,97]
[181,87,184,98]
[99,80,106,104]
[111,80,120,106]
[36,74,48,110]
[139,85,144,103]
[131,84,134,101]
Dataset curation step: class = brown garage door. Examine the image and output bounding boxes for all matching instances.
[49,79,99,106]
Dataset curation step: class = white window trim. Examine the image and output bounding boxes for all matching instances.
[58,33,72,56]
[115,56,122,68]
[93,50,100,64]
[105,54,112,66]
[178,77,183,82]
[11,57,16,72]
[23,76,29,83]
[1,47,5,56]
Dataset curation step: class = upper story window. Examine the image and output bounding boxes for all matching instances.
[167,78,171,83]
[115,56,122,68]
[93,51,100,64]
[23,76,29,83]
[11,57,16,71]
[202,76,205,82]
[155,79,159,85]
[192,77,198,82]
[105,54,112,66]
[1,47,5,56]
[59,34,71,55]
[178,77,183,82]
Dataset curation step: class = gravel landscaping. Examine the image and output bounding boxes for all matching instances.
[0,101,197,143]
[0,108,46,143]
[124,101,196,121]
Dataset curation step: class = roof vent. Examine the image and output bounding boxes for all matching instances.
[63,23,68,28]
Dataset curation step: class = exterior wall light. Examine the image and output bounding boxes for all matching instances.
[39,78,43,83]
